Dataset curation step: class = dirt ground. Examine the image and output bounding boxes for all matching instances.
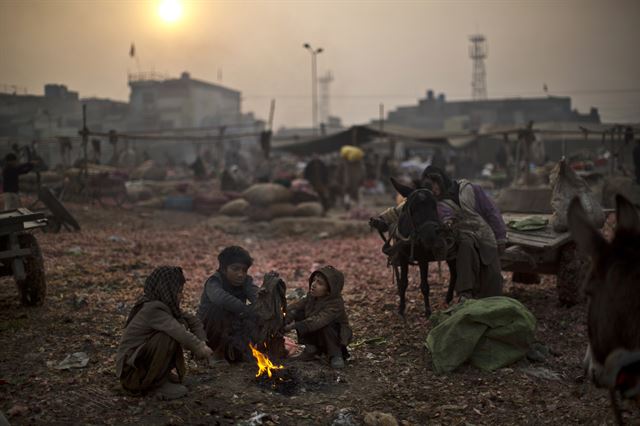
[0,202,635,425]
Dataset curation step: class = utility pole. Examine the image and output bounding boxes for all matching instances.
[469,34,488,100]
[79,104,89,179]
[303,43,323,135]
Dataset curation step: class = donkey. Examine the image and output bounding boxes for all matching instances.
[384,177,457,318]
[568,194,640,424]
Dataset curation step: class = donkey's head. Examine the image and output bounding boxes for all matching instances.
[391,177,447,257]
[568,194,640,399]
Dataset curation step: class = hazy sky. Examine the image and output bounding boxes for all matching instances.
[1,0,639,129]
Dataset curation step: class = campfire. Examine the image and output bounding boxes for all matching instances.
[249,343,284,378]
[249,343,298,395]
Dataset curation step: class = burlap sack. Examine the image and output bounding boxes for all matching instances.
[130,160,167,181]
[295,202,323,217]
[268,203,297,218]
[549,159,604,232]
[242,183,291,206]
[219,198,249,216]
[247,203,297,221]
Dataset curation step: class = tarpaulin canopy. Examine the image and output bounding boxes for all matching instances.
[475,121,640,142]
[271,121,640,155]
[271,124,460,155]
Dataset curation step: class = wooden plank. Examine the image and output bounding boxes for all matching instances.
[0,209,45,225]
[507,230,571,249]
[0,248,31,260]
[508,231,553,240]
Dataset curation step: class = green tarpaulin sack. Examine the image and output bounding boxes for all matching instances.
[425,297,536,374]
[507,216,549,232]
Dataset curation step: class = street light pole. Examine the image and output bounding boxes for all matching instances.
[303,43,323,135]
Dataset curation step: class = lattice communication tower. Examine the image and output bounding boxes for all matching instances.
[318,71,334,125]
[469,35,488,100]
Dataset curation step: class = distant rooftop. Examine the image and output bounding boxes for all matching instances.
[128,71,239,95]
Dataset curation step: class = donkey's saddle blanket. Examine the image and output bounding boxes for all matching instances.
[426,297,536,373]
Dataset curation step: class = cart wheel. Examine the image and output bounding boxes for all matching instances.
[15,233,46,306]
[556,242,589,306]
[43,217,61,233]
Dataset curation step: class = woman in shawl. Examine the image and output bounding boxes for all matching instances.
[116,266,212,399]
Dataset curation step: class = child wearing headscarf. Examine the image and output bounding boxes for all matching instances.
[116,266,212,400]
[197,246,259,361]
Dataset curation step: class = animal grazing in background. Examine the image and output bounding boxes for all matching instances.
[304,156,332,212]
[379,177,457,318]
[568,194,640,424]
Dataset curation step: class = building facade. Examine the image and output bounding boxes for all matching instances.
[127,71,241,131]
[387,90,600,131]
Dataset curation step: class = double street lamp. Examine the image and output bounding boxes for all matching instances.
[303,43,323,135]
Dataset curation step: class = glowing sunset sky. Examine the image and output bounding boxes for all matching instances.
[0,0,638,128]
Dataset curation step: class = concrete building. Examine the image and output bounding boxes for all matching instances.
[81,97,129,133]
[0,84,82,140]
[0,72,263,167]
[127,71,242,130]
[387,89,600,131]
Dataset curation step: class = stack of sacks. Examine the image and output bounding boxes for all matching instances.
[220,183,322,221]
[193,192,236,215]
[242,183,295,221]
[63,164,120,178]
[290,178,320,204]
[19,171,64,193]
[219,182,325,220]
[130,160,167,181]
[126,181,154,202]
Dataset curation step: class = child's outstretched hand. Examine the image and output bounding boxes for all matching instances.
[195,343,214,360]
[263,271,280,282]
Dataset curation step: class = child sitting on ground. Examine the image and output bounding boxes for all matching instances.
[284,265,352,369]
[116,266,212,400]
[197,245,259,361]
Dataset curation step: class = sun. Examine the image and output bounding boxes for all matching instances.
[158,0,183,23]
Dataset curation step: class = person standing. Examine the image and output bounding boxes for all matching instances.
[2,153,35,211]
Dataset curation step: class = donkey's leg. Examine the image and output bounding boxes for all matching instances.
[445,259,457,305]
[397,261,409,317]
[418,259,431,318]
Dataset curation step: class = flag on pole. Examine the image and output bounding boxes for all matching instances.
[129,43,135,58]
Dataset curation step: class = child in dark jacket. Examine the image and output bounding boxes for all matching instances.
[285,265,353,369]
[116,266,212,400]
[197,246,259,361]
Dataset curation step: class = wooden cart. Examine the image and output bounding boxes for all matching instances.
[0,208,48,305]
[500,213,590,305]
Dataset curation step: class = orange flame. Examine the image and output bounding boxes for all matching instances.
[249,343,284,378]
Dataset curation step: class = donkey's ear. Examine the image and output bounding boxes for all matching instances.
[568,197,606,259]
[615,194,639,232]
[390,176,414,198]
